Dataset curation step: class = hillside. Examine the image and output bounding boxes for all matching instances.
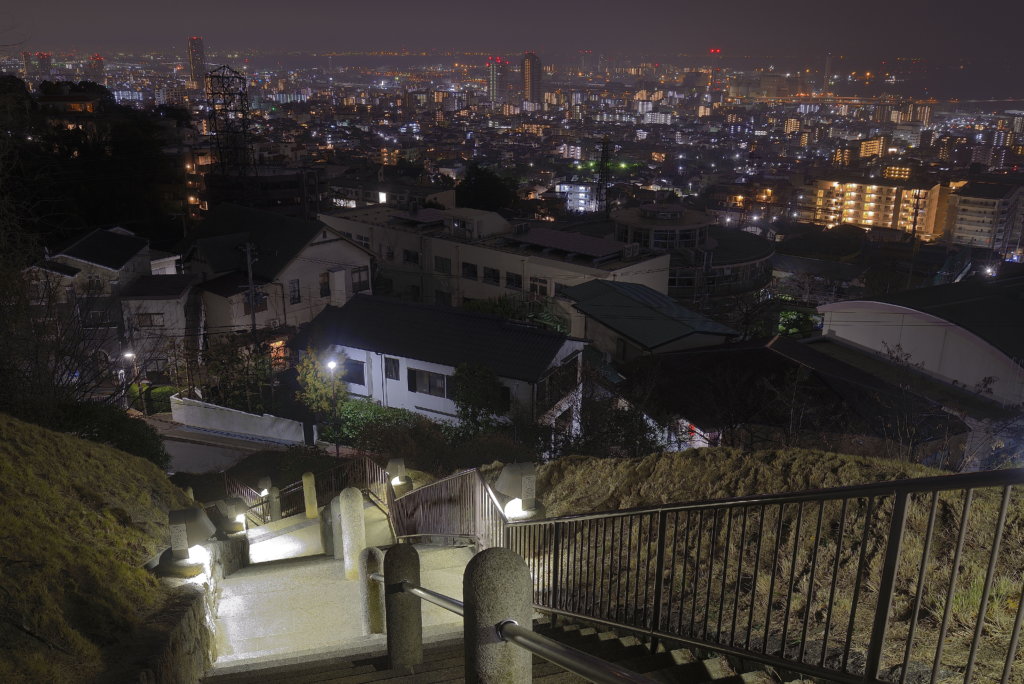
[529,448,944,517]
[0,412,191,683]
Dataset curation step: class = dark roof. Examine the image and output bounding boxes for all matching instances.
[297,295,574,383]
[198,271,266,298]
[193,204,324,280]
[511,227,624,259]
[865,275,1024,362]
[772,254,867,281]
[956,182,1018,200]
[120,274,199,299]
[625,336,965,442]
[706,226,775,264]
[59,228,148,271]
[562,280,736,349]
[34,260,80,276]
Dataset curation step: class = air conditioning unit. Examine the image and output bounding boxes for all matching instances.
[622,242,640,259]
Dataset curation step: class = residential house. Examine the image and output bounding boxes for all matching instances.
[120,274,202,380]
[24,227,150,364]
[185,204,374,337]
[556,280,736,363]
[295,295,586,433]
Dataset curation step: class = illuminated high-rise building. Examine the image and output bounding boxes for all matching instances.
[486,56,508,104]
[521,51,541,104]
[85,54,105,83]
[187,36,206,89]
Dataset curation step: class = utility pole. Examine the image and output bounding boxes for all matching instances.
[244,241,258,334]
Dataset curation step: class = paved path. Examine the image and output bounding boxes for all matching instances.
[212,549,471,670]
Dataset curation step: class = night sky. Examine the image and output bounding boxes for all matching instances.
[4,0,1024,95]
[2,0,1019,57]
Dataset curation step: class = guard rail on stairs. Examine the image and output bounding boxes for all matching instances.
[388,465,1024,684]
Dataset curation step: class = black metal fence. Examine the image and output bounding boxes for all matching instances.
[505,468,1024,684]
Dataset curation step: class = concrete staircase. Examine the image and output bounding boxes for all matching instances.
[204,616,777,683]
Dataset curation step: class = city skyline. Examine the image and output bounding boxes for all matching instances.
[4,0,1023,61]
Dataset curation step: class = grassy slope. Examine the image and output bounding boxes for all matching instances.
[532,448,943,518]
[0,412,191,683]
[501,449,1023,682]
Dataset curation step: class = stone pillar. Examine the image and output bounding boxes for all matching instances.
[359,546,386,635]
[463,548,533,684]
[268,486,281,522]
[183,486,194,502]
[384,544,422,671]
[302,471,317,519]
[332,488,366,579]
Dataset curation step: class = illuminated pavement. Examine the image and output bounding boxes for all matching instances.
[211,546,474,671]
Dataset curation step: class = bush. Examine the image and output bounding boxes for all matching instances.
[47,402,169,470]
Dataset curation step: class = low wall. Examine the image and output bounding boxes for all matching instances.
[133,536,247,684]
[170,393,307,445]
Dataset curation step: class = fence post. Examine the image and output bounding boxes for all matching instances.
[268,486,281,522]
[551,524,561,610]
[333,487,366,579]
[864,491,909,681]
[302,472,317,519]
[384,544,422,671]
[464,547,532,684]
[359,546,386,635]
[649,510,669,647]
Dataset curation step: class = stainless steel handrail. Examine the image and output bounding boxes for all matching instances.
[368,573,655,684]
[499,620,656,684]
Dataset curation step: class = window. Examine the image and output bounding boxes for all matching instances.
[529,276,549,297]
[407,368,449,398]
[289,278,301,304]
[385,246,395,261]
[435,290,452,306]
[136,313,165,328]
[434,256,452,274]
[85,274,103,293]
[355,234,370,249]
[384,357,400,380]
[462,262,478,280]
[402,249,420,265]
[506,272,523,290]
[482,267,500,285]
[319,272,331,297]
[352,266,370,292]
[343,359,365,386]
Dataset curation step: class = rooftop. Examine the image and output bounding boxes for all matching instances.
[859,274,1024,363]
[297,295,576,383]
[956,182,1020,200]
[561,280,736,349]
[58,228,148,271]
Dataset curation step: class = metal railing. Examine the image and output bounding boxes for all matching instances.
[224,475,270,525]
[505,467,1024,684]
[242,452,393,523]
[390,469,505,550]
[368,572,655,684]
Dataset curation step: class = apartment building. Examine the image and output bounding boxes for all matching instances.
[318,206,670,306]
[812,179,947,240]
[947,182,1023,256]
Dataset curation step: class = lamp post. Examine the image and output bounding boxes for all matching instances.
[123,351,140,412]
[327,359,339,457]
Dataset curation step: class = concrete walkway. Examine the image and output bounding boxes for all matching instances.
[211,546,475,672]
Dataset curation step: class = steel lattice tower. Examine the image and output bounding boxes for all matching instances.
[206,65,255,177]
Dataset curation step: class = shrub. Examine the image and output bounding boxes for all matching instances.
[47,402,169,470]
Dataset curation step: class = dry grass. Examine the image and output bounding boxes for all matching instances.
[506,448,1024,683]
[0,412,192,683]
